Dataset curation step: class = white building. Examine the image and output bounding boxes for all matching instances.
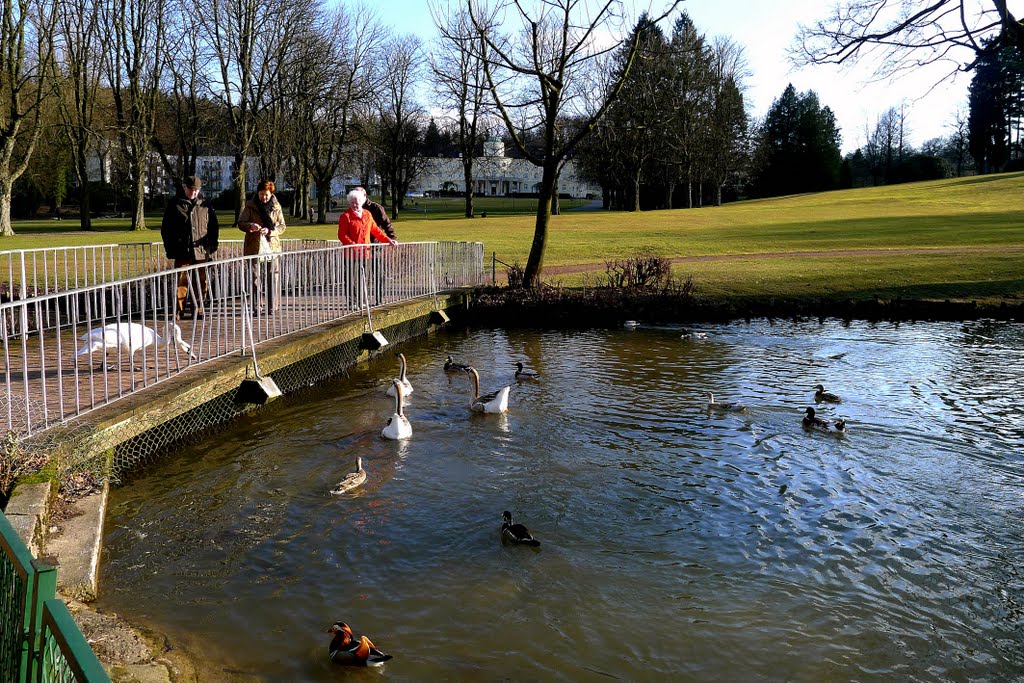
[410,136,599,199]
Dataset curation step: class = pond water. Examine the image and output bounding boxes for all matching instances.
[98,319,1024,682]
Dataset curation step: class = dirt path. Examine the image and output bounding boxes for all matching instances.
[540,245,1024,277]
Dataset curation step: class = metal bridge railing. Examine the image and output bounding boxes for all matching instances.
[0,241,484,437]
[0,512,108,682]
[0,240,335,304]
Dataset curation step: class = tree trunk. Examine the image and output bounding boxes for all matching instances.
[632,170,641,211]
[131,157,147,230]
[666,183,674,209]
[462,158,474,217]
[316,178,331,224]
[76,147,92,231]
[524,162,556,287]
[233,154,246,223]
[686,181,693,209]
[0,175,14,236]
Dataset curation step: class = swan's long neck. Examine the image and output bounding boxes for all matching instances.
[469,368,480,403]
[398,354,407,382]
[392,381,404,416]
[356,456,362,472]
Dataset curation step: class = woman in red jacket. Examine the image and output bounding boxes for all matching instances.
[337,188,397,307]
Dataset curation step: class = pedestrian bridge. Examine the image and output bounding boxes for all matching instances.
[0,240,484,445]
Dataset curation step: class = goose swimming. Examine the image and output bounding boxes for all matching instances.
[444,354,470,372]
[501,510,540,547]
[381,380,412,440]
[326,622,393,667]
[814,384,842,403]
[705,391,746,412]
[514,362,539,380]
[386,353,414,397]
[330,457,366,495]
[466,367,510,414]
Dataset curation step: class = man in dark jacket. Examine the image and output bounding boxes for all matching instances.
[354,186,396,304]
[161,175,219,319]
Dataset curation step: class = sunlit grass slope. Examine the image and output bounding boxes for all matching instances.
[7,172,1024,301]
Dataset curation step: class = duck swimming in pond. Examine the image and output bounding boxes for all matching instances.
[705,392,746,412]
[680,329,707,339]
[326,622,393,666]
[330,457,366,495]
[444,354,470,372]
[803,406,846,434]
[814,384,842,403]
[386,353,413,397]
[514,362,539,380]
[466,367,510,414]
[381,380,412,440]
[501,510,540,547]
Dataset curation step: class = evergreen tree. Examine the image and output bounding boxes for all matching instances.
[968,37,1024,173]
[753,84,841,196]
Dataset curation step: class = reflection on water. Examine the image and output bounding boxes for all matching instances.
[99,320,1024,681]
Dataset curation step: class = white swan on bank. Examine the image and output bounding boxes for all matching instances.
[76,321,194,368]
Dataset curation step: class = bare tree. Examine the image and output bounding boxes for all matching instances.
[948,105,971,175]
[105,0,168,230]
[205,0,301,220]
[374,34,425,218]
[50,0,105,230]
[152,0,218,184]
[793,1,1024,76]
[432,5,489,217]
[306,7,383,223]
[469,0,680,287]
[0,0,56,236]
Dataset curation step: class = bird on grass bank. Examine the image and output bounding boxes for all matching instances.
[501,511,540,547]
[466,367,510,414]
[514,361,539,380]
[386,352,413,397]
[326,622,392,666]
[382,380,412,440]
[705,392,746,412]
[814,384,842,403]
[330,457,366,495]
[76,321,194,369]
[802,407,846,434]
[444,354,470,372]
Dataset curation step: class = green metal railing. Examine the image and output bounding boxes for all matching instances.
[0,512,108,682]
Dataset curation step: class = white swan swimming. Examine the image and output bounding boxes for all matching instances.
[76,321,194,368]
[381,379,412,440]
[466,367,510,414]
[385,353,414,397]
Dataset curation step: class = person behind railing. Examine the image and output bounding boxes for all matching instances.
[354,186,396,305]
[237,179,286,315]
[161,175,219,320]
[337,188,397,307]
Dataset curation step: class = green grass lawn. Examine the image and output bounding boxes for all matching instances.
[6,172,1024,302]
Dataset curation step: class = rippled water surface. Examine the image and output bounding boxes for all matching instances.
[99,319,1024,681]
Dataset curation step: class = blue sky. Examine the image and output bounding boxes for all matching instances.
[379,0,992,153]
